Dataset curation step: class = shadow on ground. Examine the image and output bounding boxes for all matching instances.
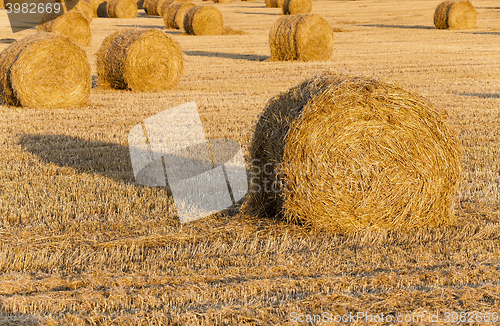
[184,50,268,61]
[360,24,434,30]
[462,31,500,36]
[19,133,135,183]
[459,92,500,99]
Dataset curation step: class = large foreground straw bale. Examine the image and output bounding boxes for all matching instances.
[184,5,223,35]
[0,33,91,108]
[97,28,184,91]
[434,0,476,29]
[108,0,138,18]
[244,72,461,233]
[89,0,109,17]
[164,2,195,29]
[269,14,333,61]
[37,11,91,47]
[282,0,311,14]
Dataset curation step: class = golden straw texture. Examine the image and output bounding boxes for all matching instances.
[434,0,476,29]
[164,2,195,29]
[37,10,91,47]
[282,0,311,15]
[0,33,91,108]
[184,5,224,35]
[96,28,184,91]
[144,0,161,15]
[269,14,334,61]
[107,0,138,18]
[243,72,461,233]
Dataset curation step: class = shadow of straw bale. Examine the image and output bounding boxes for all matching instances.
[459,92,500,99]
[0,315,40,326]
[184,50,268,61]
[18,133,136,184]
[0,38,16,44]
[360,24,434,30]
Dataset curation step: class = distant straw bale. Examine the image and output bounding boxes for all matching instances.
[184,5,224,35]
[96,28,184,91]
[144,0,161,15]
[223,26,245,35]
[164,2,195,29]
[137,0,144,9]
[89,0,109,17]
[157,0,176,17]
[108,0,138,18]
[269,14,334,61]
[243,72,461,233]
[265,0,284,7]
[213,0,231,3]
[282,0,311,14]
[434,0,476,29]
[0,33,91,108]
[66,0,93,22]
[37,10,91,47]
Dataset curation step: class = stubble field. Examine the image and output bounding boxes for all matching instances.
[0,0,500,324]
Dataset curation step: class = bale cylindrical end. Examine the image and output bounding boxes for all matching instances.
[243,72,461,233]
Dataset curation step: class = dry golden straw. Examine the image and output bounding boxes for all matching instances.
[282,0,311,14]
[0,33,91,108]
[96,28,184,91]
[244,72,461,233]
[37,10,91,47]
[434,0,476,29]
[213,0,231,3]
[164,2,195,29]
[89,0,109,17]
[269,14,334,61]
[184,5,224,35]
[223,26,245,35]
[107,0,138,18]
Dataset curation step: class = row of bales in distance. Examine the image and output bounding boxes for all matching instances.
[0,0,483,232]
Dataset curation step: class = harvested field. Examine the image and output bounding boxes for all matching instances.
[0,0,500,324]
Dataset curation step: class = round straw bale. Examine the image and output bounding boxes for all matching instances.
[144,0,161,15]
[282,0,311,14]
[108,0,138,18]
[157,0,176,17]
[265,0,283,7]
[269,14,334,61]
[244,72,461,233]
[96,28,184,91]
[37,10,91,47]
[164,2,195,29]
[137,0,144,9]
[184,5,223,36]
[434,0,476,29]
[0,33,91,108]
[213,0,231,3]
[89,0,109,17]
[71,1,94,22]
